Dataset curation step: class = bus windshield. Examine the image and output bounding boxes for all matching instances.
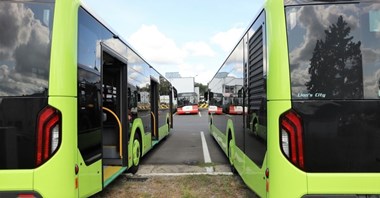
[177,92,198,107]
[287,3,380,100]
[209,93,223,106]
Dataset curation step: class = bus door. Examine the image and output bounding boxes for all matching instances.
[169,87,175,128]
[150,79,159,140]
[101,47,129,169]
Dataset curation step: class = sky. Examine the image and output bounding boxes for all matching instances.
[81,0,264,84]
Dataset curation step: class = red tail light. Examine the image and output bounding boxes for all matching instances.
[280,110,304,169]
[36,106,61,166]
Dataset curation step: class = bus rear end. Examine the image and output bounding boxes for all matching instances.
[207,93,223,115]
[283,1,380,196]
[177,92,199,115]
[0,0,79,197]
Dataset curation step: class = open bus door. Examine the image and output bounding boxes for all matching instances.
[150,79,159,140]
[100,46,129,186]
[169,87,177,128]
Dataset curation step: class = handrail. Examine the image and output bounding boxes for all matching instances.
[150,111,157,138]
[102,107,122,159]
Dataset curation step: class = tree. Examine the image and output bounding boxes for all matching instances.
[195,82,207,96]
[159,76,171,95]
[306,15,363,99]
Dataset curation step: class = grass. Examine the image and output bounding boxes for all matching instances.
[91,174,257,198]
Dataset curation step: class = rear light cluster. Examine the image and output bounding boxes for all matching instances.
[280,110,304,169]
[36,106,61,166]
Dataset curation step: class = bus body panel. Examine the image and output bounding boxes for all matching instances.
[265,0,291,101]
[265,1,308,196]
[34,97,78,198]
[267,101,307,198]
[158,113,170,140]
[49,0,78,97]
[210,119,228,155]
[142,131,153,156]
[307,173,380,195]
[77,152,102,198]
[0,170,33,191]
[241,153,266,198]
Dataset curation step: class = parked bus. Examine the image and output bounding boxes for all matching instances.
[207,92,223,115]
[0,1,175,197]
[176,92,199,115]
[207,0,380,197]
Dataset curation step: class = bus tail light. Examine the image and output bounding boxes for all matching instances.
[36,106,61,166]
[280,110,304,169]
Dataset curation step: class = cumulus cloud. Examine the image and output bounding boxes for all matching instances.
[177,63,215,84]
[127,24,222,84]
[128,25,185,65]
[183,41,215,57]
[211,27,245,52]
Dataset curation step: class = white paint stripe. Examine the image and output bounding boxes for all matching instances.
[200,131,213,173]
[132,172,233,177]
[198,111,202,117]
[200,131,211,163]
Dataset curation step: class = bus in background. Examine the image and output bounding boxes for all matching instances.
[207,92,223,115]
[0,1,174,197]
[176,92,199,115]
[207,73,244,115]
[208,0,380,197]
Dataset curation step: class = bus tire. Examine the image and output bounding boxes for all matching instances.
[228,138,237,174]
[129,132,141,174]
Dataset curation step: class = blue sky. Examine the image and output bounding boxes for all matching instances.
[82,0,264,84]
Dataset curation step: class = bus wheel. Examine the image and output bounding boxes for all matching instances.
[129,133,141,174]
[228,138,237,174]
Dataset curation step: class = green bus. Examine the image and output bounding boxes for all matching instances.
[0,0,175,197]
[207,0,380,197]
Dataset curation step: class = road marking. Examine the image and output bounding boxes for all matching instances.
[200,131,213,173]
[133,172,233,177]
[198,112,202,117]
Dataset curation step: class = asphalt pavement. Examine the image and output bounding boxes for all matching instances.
[138,109,229,174]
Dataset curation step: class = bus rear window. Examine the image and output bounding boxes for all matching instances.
[286,3,380,100]
[0,1,54,97]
